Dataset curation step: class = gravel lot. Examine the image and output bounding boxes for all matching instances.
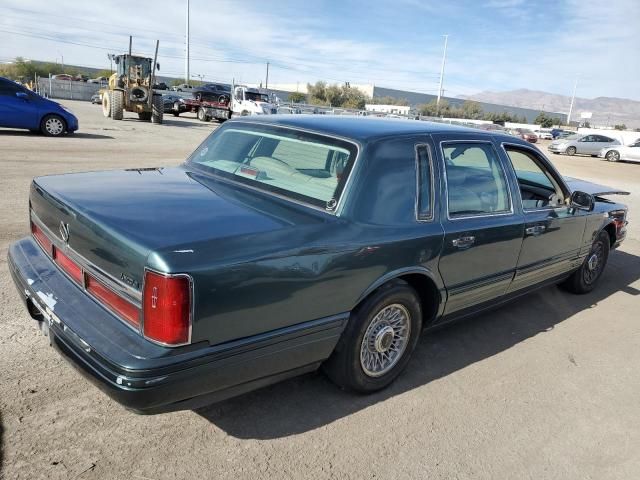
[1,101,639,479]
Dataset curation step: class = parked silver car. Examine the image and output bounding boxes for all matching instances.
[548,134,620,156]
[598,139,640,163]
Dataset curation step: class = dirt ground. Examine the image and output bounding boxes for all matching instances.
[1,101,639,479]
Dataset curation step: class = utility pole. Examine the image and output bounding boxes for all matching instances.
[265,62,269,90]
[567,76,578,125]
[436,34,448,115]
[185,0,190,85]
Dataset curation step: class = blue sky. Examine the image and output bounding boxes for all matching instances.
[1,0,638,100]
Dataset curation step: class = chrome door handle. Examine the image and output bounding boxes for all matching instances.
[452,236,475,248]
[525,225,546,236]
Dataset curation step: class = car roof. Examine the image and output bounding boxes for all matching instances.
[233,115,500,142]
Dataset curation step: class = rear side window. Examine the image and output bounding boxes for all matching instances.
[416,145,433,220]
[443,142,510,217]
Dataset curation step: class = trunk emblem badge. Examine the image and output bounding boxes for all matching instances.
[151,287,158,308]
[59,222,70,243]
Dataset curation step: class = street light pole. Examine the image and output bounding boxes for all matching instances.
[265,62,270,90]
[185,0,190,84]
[436,34,448,115]
[567,76,578,125]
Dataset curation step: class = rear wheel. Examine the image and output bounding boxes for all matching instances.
[40,114,66,136]
[606,150,620,162]
[323,280,422,392]
[102,92,111,117]
[151,95,163,124]
[197,108,208,122]
[111,90,124,120]
[560,231,610,294]
[566,146,577,156]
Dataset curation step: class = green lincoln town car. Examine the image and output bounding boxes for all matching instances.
[8,116,629,413]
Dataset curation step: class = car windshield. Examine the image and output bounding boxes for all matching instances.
[565,134,581,140]
[245,91,269,102]
[187,124,358,210]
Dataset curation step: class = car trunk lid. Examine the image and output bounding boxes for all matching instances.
[30,166,322,292]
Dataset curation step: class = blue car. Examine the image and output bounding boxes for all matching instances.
[0,76,78,136]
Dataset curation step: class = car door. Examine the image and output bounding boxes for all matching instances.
[500,142,588,293]
[627,142,640,162]
[434,135,524,317]
[575,135,595,154]
[0,80,40,129]
[592,135,616,154]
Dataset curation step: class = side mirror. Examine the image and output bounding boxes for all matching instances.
[570,191,594,212]
[16,91,28,99]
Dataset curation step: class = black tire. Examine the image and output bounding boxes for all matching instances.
[197,108,208,122]
[173,102,181,116]
[566,146,577,156]
[605,150,620,162]
[111,90,124,120]
[560,231,610,294]
[241,110,249,116]
[322,280,422,392]
[138,112,152,121]
[102,92,111,118]
[40,114,67,136]
[151,95,163,124]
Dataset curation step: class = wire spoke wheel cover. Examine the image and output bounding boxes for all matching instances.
[360,303,411,377]
[45,117,64,135]
[583,240,605,285]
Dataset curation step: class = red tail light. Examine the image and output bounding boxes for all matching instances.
[31,221,53,255]
[86,274,140,328]
[143,271,191,346]
[53,247,83,284]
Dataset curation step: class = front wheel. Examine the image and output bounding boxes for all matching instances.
[102,92,111,117]
[566,146,577,156]
[151,95,163,124]
[111,90,124,120]
[40,114,67,136]
[323,280,422,392]
[560,231,610,294]
[606,150,620,162]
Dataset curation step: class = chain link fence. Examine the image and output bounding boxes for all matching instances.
[35,77,106,102]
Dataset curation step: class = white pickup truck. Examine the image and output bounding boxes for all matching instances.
[232,86,278,117]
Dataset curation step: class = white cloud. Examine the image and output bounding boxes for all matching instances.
[0,0,638,100]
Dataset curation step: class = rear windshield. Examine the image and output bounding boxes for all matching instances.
[187,123,358,210]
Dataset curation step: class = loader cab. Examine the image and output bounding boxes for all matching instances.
[114,55,153,83]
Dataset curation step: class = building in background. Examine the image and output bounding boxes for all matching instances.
[365,104,410,115]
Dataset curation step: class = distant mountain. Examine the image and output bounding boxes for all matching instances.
[459,89,640,128]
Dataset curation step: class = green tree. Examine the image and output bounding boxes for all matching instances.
[95,69,114,78]
[461,100,483,119]
[614,124,627,130]
[325,84,343,106]
[288,91,306,103]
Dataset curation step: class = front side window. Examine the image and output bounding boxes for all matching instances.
[504,146,565,209]
[187,124,357,210]
[443,142,510,217]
